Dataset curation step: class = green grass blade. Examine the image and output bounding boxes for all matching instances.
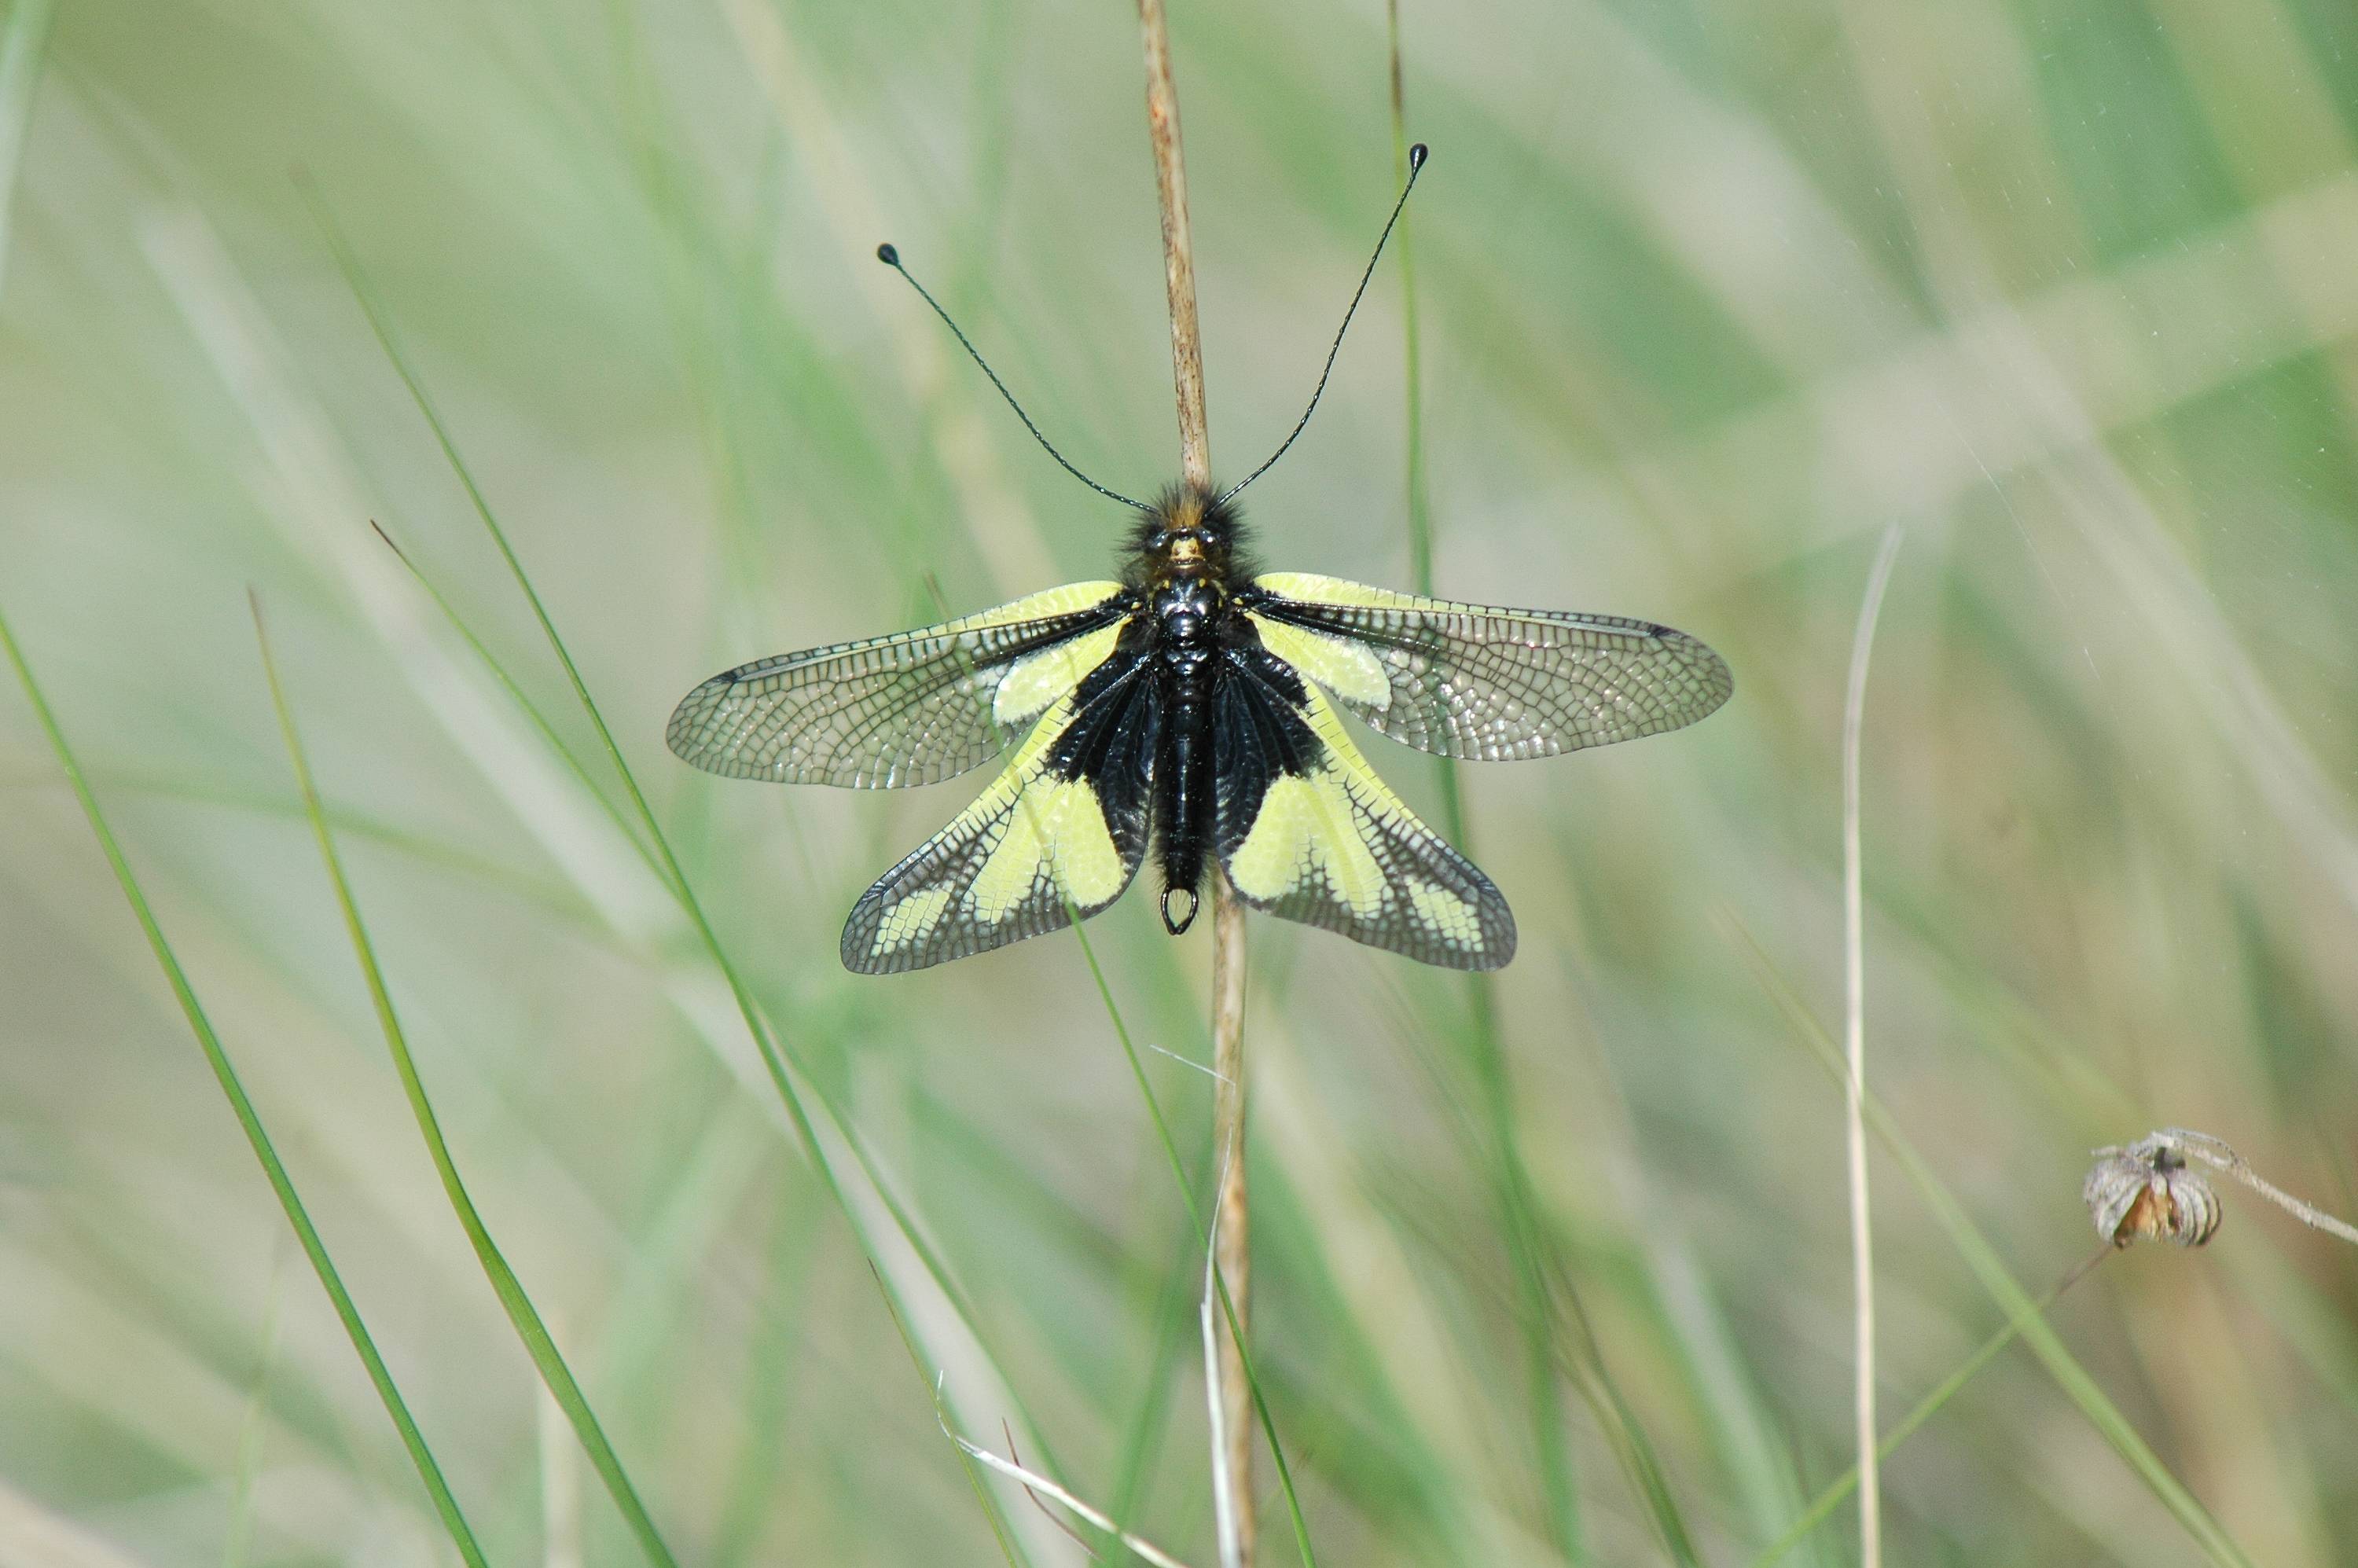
[296,182,677,908]
[363,531,1019,1381]
[300,175,843,1206]
[1387,24,1685,1554]
[1067,919,1321,1568]
[1753,1246,2111,1567]
[364,521,666,887]
[369,429,1083,1511]
[0,0,53,300]
[252,598,681,1568]
[367,534,1019,1368]
[899,574,1322,1562]
[0,602,491,1568]
[301,182,1088,1565]
[0,760,599,929]
[1105,1228,1194,1542]
[870,1265,1030,1568]
[222,1247,288,1568]
[1732,918,2257,1568]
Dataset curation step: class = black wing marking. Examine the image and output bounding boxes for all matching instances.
[668,582,1133,787]
[1214,646,1514,970]
[842,650,1159,973]
[1242,572,1730,762]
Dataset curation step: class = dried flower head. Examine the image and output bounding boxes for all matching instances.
[2084,1139,2221,1248]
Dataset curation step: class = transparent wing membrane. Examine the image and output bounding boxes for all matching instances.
[667,582,1131,788]
[1244,572,1731,762]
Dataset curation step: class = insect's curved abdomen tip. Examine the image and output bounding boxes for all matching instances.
[1160,886,1199,935]
[876,242,900,266]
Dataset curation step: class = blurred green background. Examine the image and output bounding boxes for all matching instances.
[4,0,2357,1562]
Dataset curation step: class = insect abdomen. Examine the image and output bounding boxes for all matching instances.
[1154,644,1213,932]
[1149,577,1226,934]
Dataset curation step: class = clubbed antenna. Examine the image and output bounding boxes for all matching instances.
[876,244,1150,512]
[1218,142,1429,505]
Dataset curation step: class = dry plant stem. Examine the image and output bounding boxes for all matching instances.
[1203,1151,1244,1568]
[1210,871,1252,1550]
[1140,0,1210,490]
[1137,0,1255,1557]
[937,1395,1200,1568]
[1842,522,1904,1568]
[2153,1129,2358,1246]
[1753,1243,2114,1567]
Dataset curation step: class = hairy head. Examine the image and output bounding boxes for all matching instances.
[1126,482,1254,588]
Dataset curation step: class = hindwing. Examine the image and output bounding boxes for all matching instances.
[842,649,1159,972]
[1214,646,1513,970]
[669,582,1133,787]
[1242,572,1730,762]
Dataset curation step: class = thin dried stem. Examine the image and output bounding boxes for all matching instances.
[1208,886,1251,1554]
[932,1386,1200,1568]
[1203,1149,1243,1568]
[1842,522,1904,1568]
[1140,0,1210,493]
[1137,0,1254,1557]
[2148,1129,2358,1247]
[1004,1422,1107,1560]
[1753,1244,2113,1567]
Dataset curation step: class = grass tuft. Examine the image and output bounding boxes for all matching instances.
[0,600,491,1566]
[12,1,2358,1558]
[252,594,682,1568]
[1735,918,2258,1568]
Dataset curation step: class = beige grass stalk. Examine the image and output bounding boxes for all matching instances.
[1842,522,1904,1568]
[1136,1,1254,1557]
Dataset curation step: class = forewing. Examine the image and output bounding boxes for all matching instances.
[842,653,1158,973]
[1214,648,1514,970]
[1244,572,1731,762]
[668,582,1131,787]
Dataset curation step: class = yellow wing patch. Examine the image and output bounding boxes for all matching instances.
[843,688,1148,972]
[1227,771,1387,917]
[1218,684,1512,969]
[967,774,1129,919]
[1251,571,1417,611]
[1244,612,1390,708]
[967,579,1126,627]
[994,621,1124,725]
[1407,880,1483,952]
[872,885,956,953]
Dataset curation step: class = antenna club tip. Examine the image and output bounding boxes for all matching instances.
[875,242,900,266]
[1409,142,1428,171]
